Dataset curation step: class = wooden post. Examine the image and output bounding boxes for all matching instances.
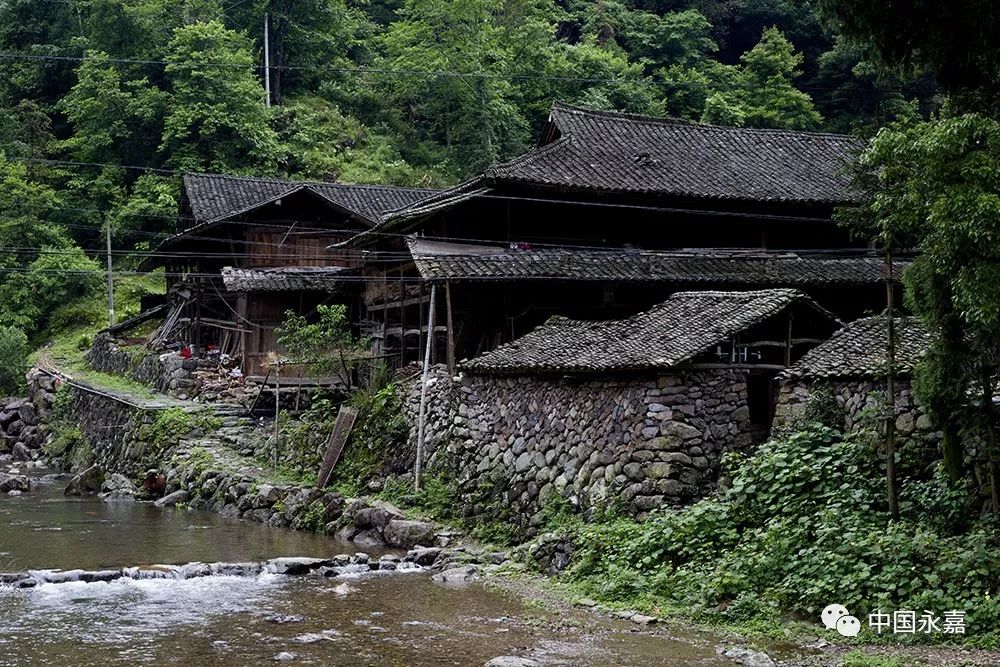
[885,249,900,520]
[784,310,794,367]
[273,358,281,471]
[399,270,407,366]
[415,283,437,492]
[445,281,456,375]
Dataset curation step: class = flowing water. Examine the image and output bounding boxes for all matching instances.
[0,472,736,666]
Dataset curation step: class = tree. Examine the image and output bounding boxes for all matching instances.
[276,305,368,389]
[161,21,280,173]
[0,246,103,335]
[817,0,1000,113]
[844,114,1000,505]
[701,27,822,130]
[59,52,167,168]
[0,325,27,395]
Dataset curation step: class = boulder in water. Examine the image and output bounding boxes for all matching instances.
[64,465,105,496]
[382,519,436,549]
[101,473,138,500]
[431,565,482,585]
[154,489,189,507]
[0,472,29,493]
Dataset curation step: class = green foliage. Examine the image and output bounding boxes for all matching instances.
[564,424,1000,646]
[844,113,1000,482]
[300,500,328,533]
[379,473,459,519]
[701,27,822,130]
[0,325,27,394]
[142,408,197,453]
[803,384,844,430]
[276,304,367,386]
[0,246,103,336]
[161,21,280,173]
[817,0,998,113]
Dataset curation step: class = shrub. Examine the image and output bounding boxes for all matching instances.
[565,424,1000,646]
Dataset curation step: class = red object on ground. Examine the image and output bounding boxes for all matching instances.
[179,345,192,359]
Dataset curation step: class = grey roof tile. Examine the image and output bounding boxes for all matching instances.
[782,316,929,379]
[183,173,437,225]
[407,239,899,286]
[486,103,862,204]
[220,266,352,292]
[464,289,834,374]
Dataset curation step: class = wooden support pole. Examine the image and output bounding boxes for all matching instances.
[415,283,437,492]
[885,249,900,520]
[784,310,794,367]
[445,281,456,375]
[273,359,281,471]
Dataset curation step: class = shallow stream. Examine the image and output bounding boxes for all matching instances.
[0,472,735,666]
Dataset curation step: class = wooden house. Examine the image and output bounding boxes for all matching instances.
[140,173,435,376]
[341,103,899,369]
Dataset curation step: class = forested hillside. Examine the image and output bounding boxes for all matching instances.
[0,0,936,380]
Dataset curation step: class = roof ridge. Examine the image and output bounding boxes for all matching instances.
[184,171,436,192]
[550,101,858,142]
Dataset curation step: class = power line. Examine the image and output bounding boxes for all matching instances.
[0,50,946,95]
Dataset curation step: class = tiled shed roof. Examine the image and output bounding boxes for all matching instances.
[183,173,436,225]
[782,316,929,379]
[488,103,860,203]
[220,266,352,292]
[464,289,836,374]
[407,239,898,286]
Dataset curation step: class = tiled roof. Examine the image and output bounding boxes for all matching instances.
[183,173,437,225]
[220,266,352,292]
[484,103,861,204]
[464,289,835,374]
[782,316,929,379]
[407,239,899,286]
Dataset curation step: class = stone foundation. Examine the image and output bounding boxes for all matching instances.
[86,333,199,399]
[402,365,757,529]
[774,377,941,444]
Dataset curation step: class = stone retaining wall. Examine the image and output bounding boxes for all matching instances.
[402,365,756,529]
[86,333,199,399]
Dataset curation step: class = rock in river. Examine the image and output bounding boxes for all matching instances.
[64,465,104,496]
[154,489,190,508]
[0,472,29,493]
[382,519,436,548]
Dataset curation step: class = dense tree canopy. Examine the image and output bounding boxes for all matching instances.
[0,0,943,346]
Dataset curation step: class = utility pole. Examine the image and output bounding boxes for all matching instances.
[263,13,272,108]
[106,222,115,328]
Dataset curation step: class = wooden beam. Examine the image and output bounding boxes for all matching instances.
[316,406,358,489]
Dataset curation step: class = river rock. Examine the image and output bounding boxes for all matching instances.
[382,519,436,548]
[154,489,190,507]
[0,472,29,493]
[64,465,105,496]
[11,442,31,461]
[406,546,442,566]
[267,557,332,576]
[483,658,539,667]
[352,529,386,548]
[431,565,482,585]
[273,652,297,662]
[720,646,776,667]
[101,473,138,500]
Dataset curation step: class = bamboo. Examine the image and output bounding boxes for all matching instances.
[445,281,456,375]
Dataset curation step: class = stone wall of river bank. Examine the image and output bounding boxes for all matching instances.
[401,365,756,532]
